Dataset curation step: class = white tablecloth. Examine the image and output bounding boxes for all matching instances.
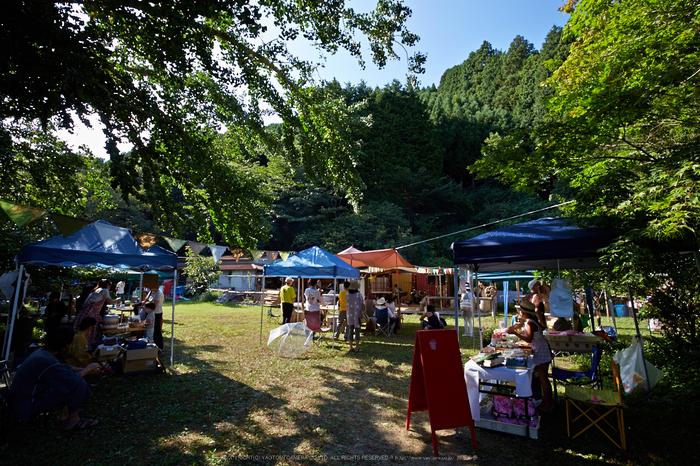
[464,357,534,421]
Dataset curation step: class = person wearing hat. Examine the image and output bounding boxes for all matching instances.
[507,300,554,413]
[345,280,364,352]
[280,277,296,324]
[374,297,398,333]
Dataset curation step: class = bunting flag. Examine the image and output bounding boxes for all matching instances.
[51,212,91,237]
[209,245,227,263]
[368,267,385,273]
[266,250,279,263]
[0,200,46,227]
[279,251,291,261]
[133,231,160,250]
[163,237,187,252]
[229,248,245,262]
[188,241,206,256]
[249,249,264,262]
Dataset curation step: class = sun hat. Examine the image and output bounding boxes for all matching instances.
[349,280,360,291]
[516,299,537,315]
[376,297,386,305]
[285,277,294,283]
[527,279,541,291]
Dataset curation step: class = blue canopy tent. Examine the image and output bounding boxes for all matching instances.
[450,217,620,349]
[260,246,360,345]
[6,220,179,368]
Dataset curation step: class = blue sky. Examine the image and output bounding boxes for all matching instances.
[289,0,569,89]
[59,1,569,157]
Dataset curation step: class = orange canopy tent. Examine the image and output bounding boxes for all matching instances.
[336,248,413,269]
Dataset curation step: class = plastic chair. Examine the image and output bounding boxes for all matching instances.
[552,346,602,387]
[565,360,626,449]
[304,311,331,347]
[374,307,395,337]
[267,307,280,324]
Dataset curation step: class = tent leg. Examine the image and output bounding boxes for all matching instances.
[260,272,266,345]
[170,269,177,371]
[3,265,24,361]
[454,271,459,337]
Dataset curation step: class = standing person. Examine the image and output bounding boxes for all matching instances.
[142,302,156,343]
[115,280,126,303]
[152,283,165,350]
[73,279,119,348]
[506,300,554,413]
[334,281,349,340]
[393,284,403,310]
[304,279,323,313]
[280,277,296,324]
[345,280,364,353]
[8,327,99,429]
[460,285,477,336]
[44,291,67,332]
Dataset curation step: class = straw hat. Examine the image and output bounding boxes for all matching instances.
[285,277,294,283]
[376,297,386,305]
[349,280,360,291]
[516,300,537,315]
[528,279,541,291]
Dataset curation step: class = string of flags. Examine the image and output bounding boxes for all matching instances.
[0,198,292,263]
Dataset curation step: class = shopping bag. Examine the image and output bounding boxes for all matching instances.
[612,335,664,393]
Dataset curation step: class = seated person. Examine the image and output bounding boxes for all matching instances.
[8,327,99,430]
[385,295,400,333]
[43,292,67,332]
[65,317,97,367]
[374,298,398,331]
[420,304,445,329]
[552,316,573,331]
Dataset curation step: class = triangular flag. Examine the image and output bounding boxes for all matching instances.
[249,249,264,262]
[0,200,46,227]
[188,241,206,256]
[229,248,245,262]
[133,231,160,250]
[51,212,91,237]
[209,245,227,263]
[280,251,291,261]
[266,250,279,262]
[164,237,187,252]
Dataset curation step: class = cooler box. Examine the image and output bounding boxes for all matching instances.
[122,347,160,374]
[614,305,626,317]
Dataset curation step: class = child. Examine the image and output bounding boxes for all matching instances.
[143,302,156,343]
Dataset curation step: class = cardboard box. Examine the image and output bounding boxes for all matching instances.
[546,334,598,352]
[122,347,160,374]
[93,345,123,362]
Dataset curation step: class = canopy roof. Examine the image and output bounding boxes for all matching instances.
[16,220,177,270]
[336,248,413,269]
[265,246,360,279]
[337,245,363,254]
[452,217,619,272]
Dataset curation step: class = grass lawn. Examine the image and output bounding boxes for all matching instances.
[2,302,689,465]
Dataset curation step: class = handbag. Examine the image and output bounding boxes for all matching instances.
[612,335,664,393]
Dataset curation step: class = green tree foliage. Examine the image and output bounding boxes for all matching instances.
[1,0,425,248]
[477,0,700,245]
[182,246,221,295]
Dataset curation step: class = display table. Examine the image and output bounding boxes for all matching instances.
[463,356,534,421]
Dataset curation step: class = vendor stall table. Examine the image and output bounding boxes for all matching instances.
[464,356,540,438]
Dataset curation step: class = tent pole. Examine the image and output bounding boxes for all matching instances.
[453,270,459,338]
[606,287,618,331]
[170,269,177,370]
[475,268,482,351]
[503,280,509,329]
[585,284,595,331]
[627,284,651,391]
[332,278,337,349]
[4,264,24,361]
[260,270,266,345]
